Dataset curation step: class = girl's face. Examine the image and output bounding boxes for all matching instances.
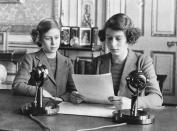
[41,28,60,53]
[105,28,128,56]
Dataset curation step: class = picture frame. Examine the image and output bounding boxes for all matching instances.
[78,0,96,27]
[0,32,7,51]
[91,27,98,46]
[79,27,91,47]
[70,27,80,47]
[60,26,71,47]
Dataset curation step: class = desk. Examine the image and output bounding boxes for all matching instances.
[0,90,177,131]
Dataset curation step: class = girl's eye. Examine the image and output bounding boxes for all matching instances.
[44,37,51,41]
[116,37,121,41]
[106,37,113,41]
[106,37,121,41]
[54,36,59,39]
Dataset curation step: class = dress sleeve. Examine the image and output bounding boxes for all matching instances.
[60,58,77,101]
[12,54,36,96]
[137,55,163,108]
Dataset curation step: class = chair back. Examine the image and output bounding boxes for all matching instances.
[74,57,92,74]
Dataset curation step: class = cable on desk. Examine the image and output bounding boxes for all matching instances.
[29,114,52,131]
[77,123,127,131]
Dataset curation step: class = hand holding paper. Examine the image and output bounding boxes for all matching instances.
[70,91,85,104]
[72,73,114,104]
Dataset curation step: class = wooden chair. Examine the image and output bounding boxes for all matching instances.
[157,74,167,92]
[73,57,92,74]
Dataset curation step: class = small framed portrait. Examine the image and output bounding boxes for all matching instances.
[70,27,80,47]
[60,26,70,47]
[79,28,91,47]
[91,27,98,46]
[0,32,7,51]
[78,0,96,27]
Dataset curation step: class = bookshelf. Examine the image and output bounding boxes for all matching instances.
[59,45,103,58]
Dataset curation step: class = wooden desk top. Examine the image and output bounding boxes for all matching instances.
[0,90,177,131]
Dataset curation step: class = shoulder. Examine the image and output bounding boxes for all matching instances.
[56,52,73,66]
[128,50,152,64]
[133,52,153,71]
[127,50,153,70]
[22,52,35,62]
[22,50,41,62]
[138,54,153,66]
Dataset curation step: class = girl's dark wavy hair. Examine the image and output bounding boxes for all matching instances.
[98,13,141,45]
[31,18,60,47]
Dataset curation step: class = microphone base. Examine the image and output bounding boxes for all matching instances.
[19,102,60,116]
[113,110,155,125]
[28,106,47,116]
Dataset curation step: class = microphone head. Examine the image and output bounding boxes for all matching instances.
[31,65,48,82]
[127,70,147,91]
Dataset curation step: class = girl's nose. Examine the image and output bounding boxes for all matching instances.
[51,38,55,45]
[110,38,117,47]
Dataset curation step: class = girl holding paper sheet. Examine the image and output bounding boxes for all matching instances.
[90,13,163,109]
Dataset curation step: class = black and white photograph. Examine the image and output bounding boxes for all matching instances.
[91,27,98,46]
[0,32,3,45]
[79,27,91,47]
[60,26,70,46]
[0,0,177,131]
[70,26,80,47]
[78,0,96,27]
[0,32,7,51]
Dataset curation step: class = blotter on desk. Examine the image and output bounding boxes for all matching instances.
[58,102,115,117]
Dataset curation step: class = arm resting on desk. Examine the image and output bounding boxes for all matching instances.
[138,94,163,108]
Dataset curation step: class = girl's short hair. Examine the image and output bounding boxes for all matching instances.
[31,18,60,47]
[98,13,141,45]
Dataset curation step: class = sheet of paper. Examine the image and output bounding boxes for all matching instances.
[58,102,115,118]
[72,73,114,104]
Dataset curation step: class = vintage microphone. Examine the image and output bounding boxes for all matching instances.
[19,65,59,116]
[32,65,48,115]
[113,70,155,124]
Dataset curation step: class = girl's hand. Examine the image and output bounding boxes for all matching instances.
[108,96,131,110]
[43,89,53,98]
[70,91,85,104]
[43,89,63,102]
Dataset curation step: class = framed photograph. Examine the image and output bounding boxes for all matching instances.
[91,27,98,46]
[70,27,80,47]
[79,28,91,47]
[78,0,96,27]
[0,32,7,51]
[60,26,70,47]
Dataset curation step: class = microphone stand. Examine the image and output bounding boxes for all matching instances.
[19,65,59,116]
[26,81,46,116]
[35,82,46,115]
[113,70,155,124]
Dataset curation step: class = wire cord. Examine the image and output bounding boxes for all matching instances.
[29,114,52,131]
[77,123,127,131]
